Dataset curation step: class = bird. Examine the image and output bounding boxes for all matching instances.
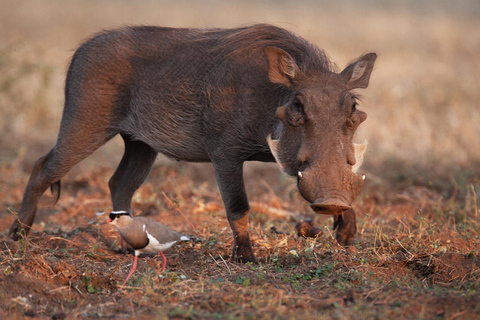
[107,210,190,290]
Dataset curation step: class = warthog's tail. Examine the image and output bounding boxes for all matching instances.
[51,180,61,205]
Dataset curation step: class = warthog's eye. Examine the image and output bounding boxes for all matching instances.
[351,102,358,113]
[346,102,358,128]
[292,96,303,109]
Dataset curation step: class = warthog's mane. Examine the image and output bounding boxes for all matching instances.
[198,24,338,75]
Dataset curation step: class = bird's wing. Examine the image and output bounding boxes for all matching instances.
[118,220,149,250]
[134,217,189,243]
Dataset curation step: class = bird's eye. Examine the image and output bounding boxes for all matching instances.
[109,213,115,220]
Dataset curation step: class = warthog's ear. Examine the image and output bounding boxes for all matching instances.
[267,135,286,170]
[265,46,300,87]
[351,140,368,173]
[341,53,377,90]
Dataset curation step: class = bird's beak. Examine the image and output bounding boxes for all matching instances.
[106,218,112,223]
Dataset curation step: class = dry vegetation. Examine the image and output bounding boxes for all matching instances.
[1,1,479,319]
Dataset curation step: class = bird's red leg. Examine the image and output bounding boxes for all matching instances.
[119,254,138,290]
[159,251,167,282]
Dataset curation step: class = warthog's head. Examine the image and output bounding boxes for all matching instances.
[266,47,376,215]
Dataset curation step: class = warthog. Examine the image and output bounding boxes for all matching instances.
[9,24,375,262]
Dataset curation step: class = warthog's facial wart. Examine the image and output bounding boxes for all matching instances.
[268,136,368,175]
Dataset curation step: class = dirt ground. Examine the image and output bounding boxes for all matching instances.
[1,158,479,319]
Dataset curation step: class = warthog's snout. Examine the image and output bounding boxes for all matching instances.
[310,199,351,215]
[309,172,365,215]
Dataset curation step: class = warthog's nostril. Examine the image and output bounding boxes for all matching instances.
[310,199,351,215]
[313,206,331,213]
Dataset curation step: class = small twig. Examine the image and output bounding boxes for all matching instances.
[47,237,81,246]
[209,253,222,267]
[48,286,69,294]
[4,243,23,261]
[395,217,412,238]
[82,198,108,205]
[364,285,386,299]
[115,285,144,290]
[250,201,295,218]
[10,296,31,308]
[73,285,83,296]
[260,179,277,197]
[450,216,457,233]
[7,207,39,233]
[72,300,86,317]
[218,254,232,275]
[471,184,478,219]
[378,225,388,255]
[324,225,336,243]
[395,238,414,260]
[108,263,121,279]
[32,255,55,275]
[449,174,458,202]
[372,223,382,260]
[162,192,198,234]
[448,310,466,320]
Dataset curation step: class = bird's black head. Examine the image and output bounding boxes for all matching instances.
[108,210,131,222]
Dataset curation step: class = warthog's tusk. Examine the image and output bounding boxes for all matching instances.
[298,171,303,179]
[352,140,368,173]
[362,175,366,180]
[267,135,285,170]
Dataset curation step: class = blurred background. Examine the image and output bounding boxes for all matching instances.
[1,0,479,199]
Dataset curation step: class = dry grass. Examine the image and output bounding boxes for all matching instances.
[0,163,479,319]
[1,0,480,319]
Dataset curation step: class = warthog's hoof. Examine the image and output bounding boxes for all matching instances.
[231,241,257,264]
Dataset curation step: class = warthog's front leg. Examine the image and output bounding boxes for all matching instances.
[333,208,357,246]
[212,160,256,263]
